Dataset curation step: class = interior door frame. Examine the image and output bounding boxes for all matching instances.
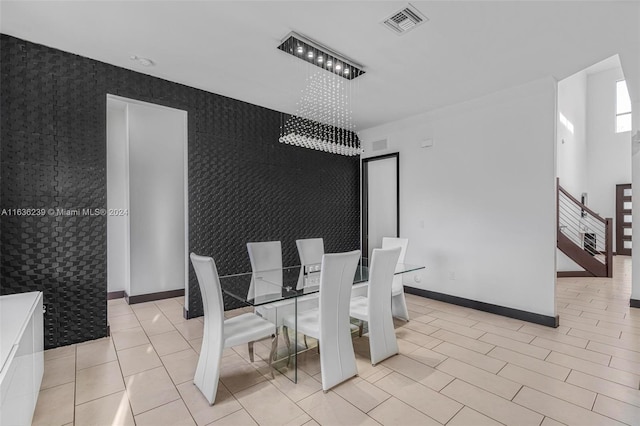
[106,94,189,305]
[362,152,400,260]
[616,183,631,256]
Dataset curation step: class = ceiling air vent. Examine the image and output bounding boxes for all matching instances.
[381,4,428,35]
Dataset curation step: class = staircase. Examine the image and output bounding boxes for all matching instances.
[557,180,613,277]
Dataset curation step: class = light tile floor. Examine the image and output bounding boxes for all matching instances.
[33,256,640,425]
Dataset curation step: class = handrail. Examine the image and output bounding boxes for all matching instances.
[558,185,606,224]
[557,179,613,278]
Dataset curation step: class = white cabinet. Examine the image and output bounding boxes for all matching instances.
[0,292,44,426]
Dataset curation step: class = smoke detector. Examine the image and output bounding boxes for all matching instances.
[381,4,428,35]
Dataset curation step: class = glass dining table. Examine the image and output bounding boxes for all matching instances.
[219,260,425,382]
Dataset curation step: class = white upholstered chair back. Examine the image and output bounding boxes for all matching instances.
[247,241,283,301]
[381,237,411,321]
[382,237,408,264]
[367,247,401,364]
[296,238,324,290]
[247,241,283,271]
[296,238,324,267]
[318,249,361,390]
[190,253,225,404]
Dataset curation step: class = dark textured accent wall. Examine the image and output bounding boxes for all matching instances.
[0,34,360,349]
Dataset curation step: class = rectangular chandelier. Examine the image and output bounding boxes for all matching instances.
[277,32,365,80]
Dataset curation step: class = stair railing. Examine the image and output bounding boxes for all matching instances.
[557,180,613,278]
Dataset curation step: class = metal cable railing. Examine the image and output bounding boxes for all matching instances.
[557,181,613,277]
[558,191,606,261]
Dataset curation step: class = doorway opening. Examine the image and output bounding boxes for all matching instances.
[555,54,631,278]
[106,95,189,306]
[362,153,399,260]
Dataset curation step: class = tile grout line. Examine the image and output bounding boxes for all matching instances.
[361,392,392,415]
[156,303,214,425]
[545,350,640,388]
[134,300,197,423]
[563,363,640,406]
[443,366,527,404]
[73,388,126,409]
[118,300,181,422]
[441,404,465,426]
[109,334,136,424]
[441,378,524,426]
[507,385,574,425]
[499,366,605,411]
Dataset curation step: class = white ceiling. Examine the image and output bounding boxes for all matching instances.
[584,55,621,76]
[1,1,639,130]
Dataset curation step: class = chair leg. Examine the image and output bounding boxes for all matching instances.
[248,341,254,363]
[193,326,221,406]
[304,335,309,349]
[392,292,410,322]
[268,334,277,379]
[358,321,364,338]
[283,325,291,366]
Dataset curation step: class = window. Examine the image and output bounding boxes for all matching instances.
[616,80,632,133]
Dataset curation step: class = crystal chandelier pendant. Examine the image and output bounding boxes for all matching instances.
[278,33,363,157]
[279,70,363,157]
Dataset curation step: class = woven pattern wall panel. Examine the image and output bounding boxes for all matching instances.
[1,34,360,341]
[1,36,109,348]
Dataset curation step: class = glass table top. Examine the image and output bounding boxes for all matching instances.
[219,262,425,306]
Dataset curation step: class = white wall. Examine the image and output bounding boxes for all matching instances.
[632,103,640,302]
[367,157,397,259]
[106,101,129,293]
[586,68,632,251]
[556,70,588,272]
[128,102,187,297]
[359,78,557,317]
[557,70,588,196]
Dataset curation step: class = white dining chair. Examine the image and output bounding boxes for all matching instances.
[295,238,324,290]
[382,237,411,321]
[247,241,283,273]
[247,241,295,327]
[296,238,324,267]
[190,253,277,405]
[247,241,283,306]
[349,246,401,365]
[282,250,361,392]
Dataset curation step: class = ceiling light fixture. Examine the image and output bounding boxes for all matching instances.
[277,32,363,156]
[277,31,365,80]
